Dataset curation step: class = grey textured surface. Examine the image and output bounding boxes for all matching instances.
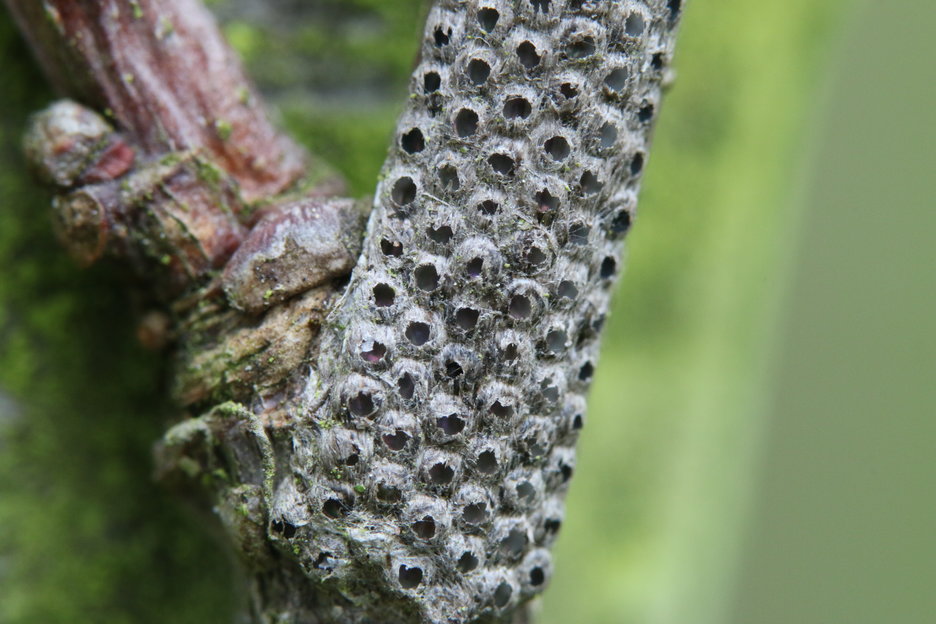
[260,2,683,622]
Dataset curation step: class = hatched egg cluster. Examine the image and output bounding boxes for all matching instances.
[273,1,681,621]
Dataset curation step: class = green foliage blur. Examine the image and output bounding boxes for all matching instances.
[8,1,930,623]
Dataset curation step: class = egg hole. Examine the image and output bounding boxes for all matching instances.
[546,329,567,353]
[382,430,409,451]
[437,414,466,435]
[373,283,395,307]
[610,210,632,237]
[467,59,491,85]
[360,341,386,363]
[348,392,375,417]
[412,515,436,539]
[600,256,616,278]
[638,104,655,123]
[504,97,532,119]
[568,222,590,245]
[579,362,595,380]
[517,41,540,69]
[398,372,415,399]
[535,189,559,217]
[380,238,403,256]
[625,13,646,36]
[405,322,431,346]
[544,518,562,534]
[566,36,595,58]
[668,0,683,21]
[391,176,416,205]
[458,551,479,573]
[530,567,545,586]
[455,108,479,137]
[478,199,499,215]
[466,257,484,277]
[488,153,515,175]
[473,450,497,473]
[560,462,573,482]
[445,360,464,378]
[478,7,499,32]
[401,128,425,153]
[494,582,512,608]
[516,481,535,502]
[604,68,628,92]
[462,502,487,524]
[428,462,454,484]
[560,82,578,99]
[455,307,480,330]
[490,400,513,418]
[580,170,603,195]
[501,529,528,557]
[424,72,441,93]
[377,484,402,503]
[433,27,451,46]
[599,122,618,148]
[526,246,547,265]
[343,452,359,466]
[399,564,423,588]
[531,0,550,13]
[428,225,453,244]
[630,152,644,175]
[414,264,439,291]
[544,136,570,161]
[558,280,578,299]
[509,295,532,319]
[503,343,519,360]
[438,165,460,190]
[572,414,584,429]
[322,499,346,518]
[651,52,665,70]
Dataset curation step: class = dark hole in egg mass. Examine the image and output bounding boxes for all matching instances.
[401,128,425,153]
[415,264,440,291]
[380,238,403,256]
[437,414,466,435]
[455,108,479,137]
[348,392,375,416]
[462,502,487,524]
[360,341,386,363]
[467,59,491,85]
[391,176,416,205]
[494,582,512,607]
[504,97,532,119]
[412,515,436,539]
[458,551,479,572]
[455,307,480,330]
[517,41,540,69]
[530,567,545,586]
[399,564,423,588]
[428,462,455,484]
[476,450,498,473]
[433,27,450,46]
[383,429,409,451]
[478,7,499,32]
[424,72,441,93]
[373,283,395,307]
[466,257,484,277]
[428,225,453,244]
[398,372,415,399]
[322,498,345,518]
[405,322,431,346]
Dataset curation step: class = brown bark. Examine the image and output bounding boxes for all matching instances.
[3,0,322,202]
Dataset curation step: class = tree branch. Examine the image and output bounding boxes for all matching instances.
[8,1,684,623]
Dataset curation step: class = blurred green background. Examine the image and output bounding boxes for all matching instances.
[1,0,933,622]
